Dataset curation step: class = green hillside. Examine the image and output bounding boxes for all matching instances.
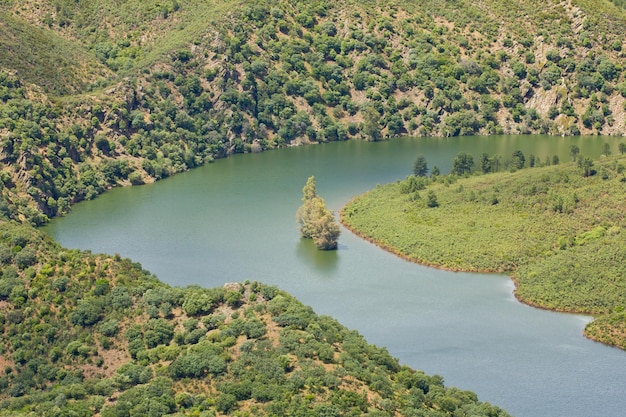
[0,220,509,416]
[341,153,626,349]
[1,0,626,412]
[0,12,110,95]
[1,0,626,223]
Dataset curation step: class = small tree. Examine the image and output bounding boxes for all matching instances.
[492,154,502,172]
[296,176,340,250]
[312,209,341,250]
[361,106,382,141]
[512,149,525,170]
[480,153,492,173]
[296,177,319,239]
[426,190,439,208]
[570,144,580,161]
[452,152,474,176]
[578,155,595,177]
[619,142,626,155]
[413,155,428,177]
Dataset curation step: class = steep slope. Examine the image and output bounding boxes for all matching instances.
[0,12,110,95]
[1,0,626,223]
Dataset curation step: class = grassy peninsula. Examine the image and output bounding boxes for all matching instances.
[341,155,626,349]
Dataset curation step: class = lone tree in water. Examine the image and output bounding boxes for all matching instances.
[296,176,340,250]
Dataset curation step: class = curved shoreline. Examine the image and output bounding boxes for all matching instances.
[338,201,617,349]
[339,206,500,274]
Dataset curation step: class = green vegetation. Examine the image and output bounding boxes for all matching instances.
[1,0,626,224]
[342,154,626,349]
[609,0,626,9]
[1,0,626,410]
[297,176,341,250]
[0,12,109,95]
[0,220,508,416]
[413,155,429,177]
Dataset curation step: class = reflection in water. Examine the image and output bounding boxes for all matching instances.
[295,238,339,274]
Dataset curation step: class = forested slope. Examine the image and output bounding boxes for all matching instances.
[0,1,624,412]
[1,0,626,223]
[0,221,510,416]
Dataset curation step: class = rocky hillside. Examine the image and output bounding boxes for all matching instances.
[1,0,626,224]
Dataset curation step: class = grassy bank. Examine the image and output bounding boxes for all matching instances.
[341,155,626,349]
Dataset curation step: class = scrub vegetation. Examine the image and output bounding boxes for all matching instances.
[341,152,626,349]
[1,0,626,223]
[0,221,509,416]
[1,0,626,412]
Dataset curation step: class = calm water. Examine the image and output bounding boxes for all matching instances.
[45,136,626,417]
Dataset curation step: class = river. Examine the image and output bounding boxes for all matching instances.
[44,135,626,417]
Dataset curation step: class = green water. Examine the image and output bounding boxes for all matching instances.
[45,135,626,417]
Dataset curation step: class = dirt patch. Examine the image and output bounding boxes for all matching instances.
[95,347,131,378]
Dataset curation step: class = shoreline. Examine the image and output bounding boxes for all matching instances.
[338,202,616,348]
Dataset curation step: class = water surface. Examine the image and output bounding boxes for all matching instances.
[45,136,626,417]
